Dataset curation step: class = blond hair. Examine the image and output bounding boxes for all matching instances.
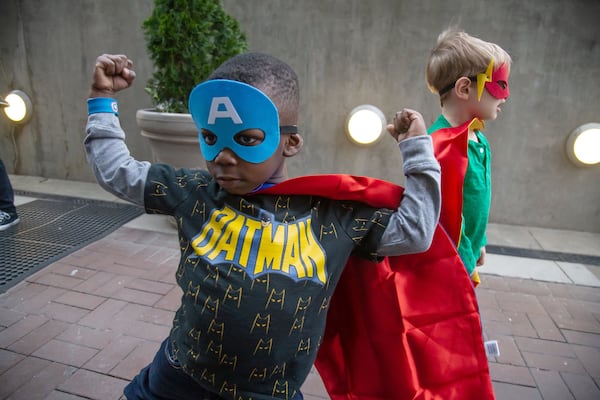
[426,28,512,102]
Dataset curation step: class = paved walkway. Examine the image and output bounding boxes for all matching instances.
[1,175,599,400]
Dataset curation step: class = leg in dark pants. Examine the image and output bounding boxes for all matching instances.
[0,159,17,215]
[0,158,19,230]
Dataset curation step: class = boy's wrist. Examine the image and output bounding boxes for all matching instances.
[89,85,116,99]
[397,132,426,143]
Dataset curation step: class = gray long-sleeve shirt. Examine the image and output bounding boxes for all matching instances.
[85,113,441,256]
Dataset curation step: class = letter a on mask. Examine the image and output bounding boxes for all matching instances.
[208,97,243,125]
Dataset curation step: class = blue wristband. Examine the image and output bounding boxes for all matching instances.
[87,98,119,116]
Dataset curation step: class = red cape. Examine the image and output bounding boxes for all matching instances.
[261,173,494,400]
[431,118,484,286]
[429,120,471,246]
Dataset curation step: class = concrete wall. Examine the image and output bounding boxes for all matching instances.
[0,0,598,232]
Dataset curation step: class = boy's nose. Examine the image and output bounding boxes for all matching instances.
[213,148,238,164]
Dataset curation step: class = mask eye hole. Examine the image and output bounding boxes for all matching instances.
[497,81,508,90]
[201,129,217,145]
[234,129,265,146]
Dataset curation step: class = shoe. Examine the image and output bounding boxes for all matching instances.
[0,211,20,231]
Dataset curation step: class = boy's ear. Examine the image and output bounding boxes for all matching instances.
[454,77,473,100]
[283,133,303,157]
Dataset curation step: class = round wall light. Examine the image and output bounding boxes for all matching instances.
[346,104,386,145]
[2,90,33,125]
[566,123,600,167]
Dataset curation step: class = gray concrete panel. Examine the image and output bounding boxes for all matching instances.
[0,0,598,232]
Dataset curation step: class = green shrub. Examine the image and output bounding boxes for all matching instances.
[142,0,248,113]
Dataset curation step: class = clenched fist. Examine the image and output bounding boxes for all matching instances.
[386,108,427,143]
[89,54,136,98]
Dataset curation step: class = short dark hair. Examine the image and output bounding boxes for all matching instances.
[208,52,299,115]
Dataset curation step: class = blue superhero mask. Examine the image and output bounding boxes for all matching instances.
[189,79,281,164]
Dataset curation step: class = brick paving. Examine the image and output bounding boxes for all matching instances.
[1,226,599,399]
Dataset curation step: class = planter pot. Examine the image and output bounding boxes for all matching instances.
[136,108,205,168]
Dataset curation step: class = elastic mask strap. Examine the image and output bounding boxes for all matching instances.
[439,77,476,97]
[280,125,298,134]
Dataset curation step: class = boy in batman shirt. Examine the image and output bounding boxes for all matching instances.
[85,52,440,400]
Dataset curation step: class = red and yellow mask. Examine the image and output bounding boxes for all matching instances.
[476,59,510,100]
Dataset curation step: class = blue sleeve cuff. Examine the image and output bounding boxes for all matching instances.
[87,97,119,116]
